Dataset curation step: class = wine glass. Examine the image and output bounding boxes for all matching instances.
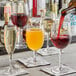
[38,17,57,56]
[0,25,17,75]
[50,18,71,75]
[11,0,28,49]
[23,17,49,67]
[38,11,59,55]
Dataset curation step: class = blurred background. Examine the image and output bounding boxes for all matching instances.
[0,0,76,55]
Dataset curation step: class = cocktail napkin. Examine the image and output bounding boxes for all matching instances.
[37,47,60,56]
[0,66,29,76]
[41,65,76,76]
[18,56,50,68]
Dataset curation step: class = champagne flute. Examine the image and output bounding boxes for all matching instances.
[3,25,16,75]
[40,17,55,55]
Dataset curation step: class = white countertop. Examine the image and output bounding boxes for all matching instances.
[0,43,76,76]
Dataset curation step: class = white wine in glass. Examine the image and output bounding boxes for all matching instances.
[4,26,16,54]
[3,25,16,75]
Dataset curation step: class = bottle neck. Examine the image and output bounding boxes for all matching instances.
[61,0,76,16]
[61,6,76,16]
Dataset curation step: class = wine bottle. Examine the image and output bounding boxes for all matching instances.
[4,2,10,26]
[52,0,59,18]
[32,0,37,17]
[61,0,76,36]
[69,0,76,36]
[32,0,46,17]
[61,0,76,16]
[59,0,62,10]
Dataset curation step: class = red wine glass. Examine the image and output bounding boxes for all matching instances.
[11,0,28,49]
[50,18,71,75]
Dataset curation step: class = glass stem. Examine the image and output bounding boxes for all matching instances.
[9,53,13,72]
[59,49,62,71]
[20,28,23,43]
[47,32,49,49]
[33,51,37,62]
[17,28,23,45]
[18,28,21,44]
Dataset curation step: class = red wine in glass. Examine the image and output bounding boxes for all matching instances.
[11,13,28,28]
[51,35,69,49]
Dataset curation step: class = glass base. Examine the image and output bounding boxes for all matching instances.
[18,56,50,68]
[41,65,76,76]
[37,47,59,56]
[0,61,29,76]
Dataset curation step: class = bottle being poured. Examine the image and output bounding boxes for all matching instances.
[58,0,76,37]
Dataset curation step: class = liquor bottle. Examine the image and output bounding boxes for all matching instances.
[0,5,4,20]
[27,0,33,16]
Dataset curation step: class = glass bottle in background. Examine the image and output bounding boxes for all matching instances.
[32,0,37,17]
[45,0,51,17]
[58,0,70,14]
[0,3,4,21]
[45,0,59,19]
[4,1,11,20]
[32,0,46,17]
[4,10,9,26]
[61,0,76,16]
[51,0,59,19]
[0,1,11,46]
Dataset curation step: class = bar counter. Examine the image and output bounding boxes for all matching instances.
[0,43,76,76]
